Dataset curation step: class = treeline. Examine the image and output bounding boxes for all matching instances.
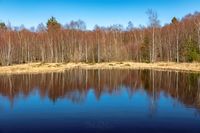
[0,10,200,66]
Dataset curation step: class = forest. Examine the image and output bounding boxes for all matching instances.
[0,10,200,66]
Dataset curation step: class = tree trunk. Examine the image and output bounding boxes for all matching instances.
[176,34,179,63]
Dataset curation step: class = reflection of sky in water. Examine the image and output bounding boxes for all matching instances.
[0,87,200,133]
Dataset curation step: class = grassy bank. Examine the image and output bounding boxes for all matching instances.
[0,62,200,75]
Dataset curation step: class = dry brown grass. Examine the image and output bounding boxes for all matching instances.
[0,62,199,75]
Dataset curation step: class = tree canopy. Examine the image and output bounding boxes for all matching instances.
[47,16,61,30]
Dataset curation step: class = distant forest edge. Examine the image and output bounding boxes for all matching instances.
[0,10,200,66]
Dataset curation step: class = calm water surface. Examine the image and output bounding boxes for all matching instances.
[0,69,200,133]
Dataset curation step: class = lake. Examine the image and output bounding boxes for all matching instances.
[0,69,200,133]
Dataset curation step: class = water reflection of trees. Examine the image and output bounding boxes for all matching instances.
[0,69,199,108]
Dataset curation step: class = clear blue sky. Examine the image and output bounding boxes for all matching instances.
[0,0,200,29]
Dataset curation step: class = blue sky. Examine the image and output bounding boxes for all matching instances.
[0,0,200,29]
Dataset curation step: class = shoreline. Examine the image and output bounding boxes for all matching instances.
[0,62,200,75]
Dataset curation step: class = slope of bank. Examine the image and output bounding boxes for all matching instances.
[0,62,200,75]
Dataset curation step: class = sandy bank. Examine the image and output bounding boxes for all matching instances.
[0,62,200,75]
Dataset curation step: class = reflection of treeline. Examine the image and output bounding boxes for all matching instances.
[141,70,200,108]
[0,70,199,107]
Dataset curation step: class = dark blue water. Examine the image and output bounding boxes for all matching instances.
[0,70,200,133]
